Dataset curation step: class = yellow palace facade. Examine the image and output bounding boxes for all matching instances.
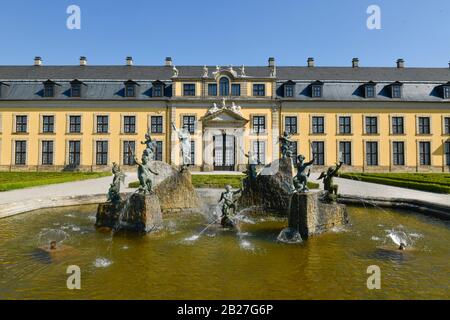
[0,56,449,172]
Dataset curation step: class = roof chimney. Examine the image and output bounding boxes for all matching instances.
[396,58,405,68]
[79,56,87,66]
[165,57,173,66]
[352,58,359,68]
[268,57,275,67]
[34,56,42,66]
[126,56,133,66]
[307,57,315,67]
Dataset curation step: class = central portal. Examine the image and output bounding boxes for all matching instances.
[213,134,235,171]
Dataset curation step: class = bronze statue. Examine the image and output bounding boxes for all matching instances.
[317,161,343,202]
[218,185,242,227]
[134,153,159,194]
[141,132,157,161]
[279,131,294,158]
[293,154,315,192]
[107,162,126,204]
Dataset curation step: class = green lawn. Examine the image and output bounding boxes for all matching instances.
[129,174,319,190]
[339,172,450,194]
[0,172,111,192]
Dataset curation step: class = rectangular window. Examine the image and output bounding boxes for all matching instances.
[392,116,404,134]
[15,140,26,165]
[183,116,196,134]
[252,116,266,134]
[284,116,297,134]
[151,116,163,133]
[392,141,405,166]
[155,141,163,161]
[418,117,430,134]
[71,84,81,98]
[153,85,163,97]
[252,141,266,164]
[445,142,450,166]
[16,115,27,133]
[365,116,378,134]
[183,84,196,96]
[312,141,325,165]
[365,85,375,98]
[96,115,109,133]
[339,141,352,165]
[231,84,241,96]
[190,140,195,165]
[339,116,351,134]
[444,117,450,134]
[312,116,324,134]
[312,85,323,98]
[125,84,135,97]
[419,142,431,165]
[96,141,108,165]
[42,140,54,165]
[69,116,81,133]
[68,141,81,166]
[208,84,217,96]
[285,85,294,97]
[123,141,135,165]
[123,116,136,134]
[366,142,378,166]
[392,85,402,98]
[42,115,54,133]
[253,84,265,96]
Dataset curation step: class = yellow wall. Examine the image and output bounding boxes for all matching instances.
[281,108,450,170]
[0,107,168,169]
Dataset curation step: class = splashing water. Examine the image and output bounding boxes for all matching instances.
[37,229,69,248]
[184,218,220,242]
[386,229,412,247]
[277,227,303,244]
[94,257,113,268]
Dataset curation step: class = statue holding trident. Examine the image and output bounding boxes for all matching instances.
[171,121,192,169]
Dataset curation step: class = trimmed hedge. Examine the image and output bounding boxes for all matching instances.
[129,174,320,190]
[339,173,450,194]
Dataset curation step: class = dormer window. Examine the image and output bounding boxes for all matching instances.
[70,79,84,98]
[124,80,139,98]
[391,82,403,98]
[43,80,57,98]
[152,81,165,97]
[311,81,323,98]
[364,81,376,98]
[442,83,450,99]
[284,81,295,97]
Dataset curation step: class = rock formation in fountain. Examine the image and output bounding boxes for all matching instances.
[153,162,201,214]
[287,190,348,239]
[238,157,294,215]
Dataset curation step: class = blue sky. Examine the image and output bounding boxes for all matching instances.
[1,0,449,67]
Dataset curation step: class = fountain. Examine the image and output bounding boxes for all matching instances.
[96,131,200,233]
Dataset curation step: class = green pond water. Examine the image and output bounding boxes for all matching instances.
[0,204,449,299]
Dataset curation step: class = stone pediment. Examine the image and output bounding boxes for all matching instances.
[201,108,248,126]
